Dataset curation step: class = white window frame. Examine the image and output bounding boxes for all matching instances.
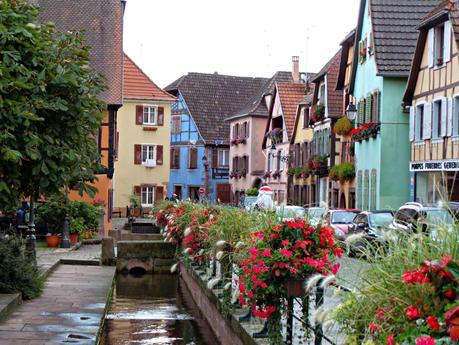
[218,149,229,167]
[432,98,443,140]
[141,186,154,206]
[453,94,459,137]
[143,106,157,125]
[141,144,156,164]
[415,102,426,142]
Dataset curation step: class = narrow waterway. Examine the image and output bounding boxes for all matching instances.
[101,273,219,345]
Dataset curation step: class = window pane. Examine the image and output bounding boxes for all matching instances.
[142,146,148,162]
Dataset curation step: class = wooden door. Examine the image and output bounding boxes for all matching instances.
[216,183,231,204]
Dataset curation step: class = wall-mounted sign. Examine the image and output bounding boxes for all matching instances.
[409,160,459,172]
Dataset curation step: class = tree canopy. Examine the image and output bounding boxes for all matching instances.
[0,0,106,207]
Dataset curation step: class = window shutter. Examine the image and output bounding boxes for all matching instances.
[370,169,377,211]
[441,97,447,137]
[409,106,415,142]
[447,97,453,136]
[212,148,218,168]
[134,185,141,196]
[372,91,379,123]
[170,148,174,168]
[134,144,142,164]
[246,121,250,138]
[156,145,163,165]
[423,103,432,139]
[428,28,434,68]
[444,21,452,63]
[176,147,181,169]
[365,95,372,123]
[356,170,362,210]
[363,170,369,211]
[157,107,164,126]
[155,186,164,204]
[136,106,144,125]
[189,147,197,169]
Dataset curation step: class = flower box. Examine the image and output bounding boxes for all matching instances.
[283,280,306,298]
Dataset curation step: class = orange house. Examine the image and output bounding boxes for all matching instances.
[32,0,125,234]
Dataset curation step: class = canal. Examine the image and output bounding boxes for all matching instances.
[101,272,219,345]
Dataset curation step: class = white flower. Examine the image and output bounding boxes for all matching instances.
[198,249,205,256]
[182,248,191,255]
[170,263,178,273]
[231,288,239,304]
[207,277,221,290]
[305,273,324,292]
[209,214,215,220]
[223,282,232,290]
[235,241,245,249]
[216,251,224,260]
[184,227,192,237]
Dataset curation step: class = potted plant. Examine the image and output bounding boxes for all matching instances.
[313,103,325,122]
[339,162,356,182]
[241,169,247,178]
[36,197,67,247]
[266,128,283,144]
[329,165,340,181]
[333,117,353,136]
[245,188,259,197]
[271,170,281,179]
[302,166,310,179]
[263,171,271,179]
[69,217,84,245]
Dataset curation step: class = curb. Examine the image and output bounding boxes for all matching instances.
[0,294,22,322]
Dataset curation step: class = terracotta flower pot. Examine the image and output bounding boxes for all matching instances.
[69,233,79,245]
[46,235,61,248]
[450,317,459,341]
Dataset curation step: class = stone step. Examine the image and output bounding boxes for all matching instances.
[0,294,22,322]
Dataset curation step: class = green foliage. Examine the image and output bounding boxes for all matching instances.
[69,217,85,235]
[329,162,356,182]
[69,200,98,230]
[0,237,43,299]
[0,0,106,208]
[130,195,140,207]
[329,165,340,181]
[245,188,258,197]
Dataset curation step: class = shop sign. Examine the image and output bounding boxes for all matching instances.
[409,160,459,172]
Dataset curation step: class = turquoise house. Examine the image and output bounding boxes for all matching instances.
[350,0,437,210]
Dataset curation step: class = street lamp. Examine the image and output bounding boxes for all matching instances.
[60,186,71,248]
[346,102,357,121]
[202,155,209,200]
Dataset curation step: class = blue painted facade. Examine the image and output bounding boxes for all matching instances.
[169,93,229,203]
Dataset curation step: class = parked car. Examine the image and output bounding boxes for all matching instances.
[324,209,360,240]
[347,210,394,254]
[306,207,325,226]
[276,205,306,220]
[390,202,454,240]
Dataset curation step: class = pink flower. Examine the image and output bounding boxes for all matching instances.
[415,336,436,345]
[279,248,293,258]
[386,334,394,345]
[405,305,420,320]
[281,240,290,246]
[426,315,440,331]
[369,323,378,333]
[376,308,384,320]
[254,231,264,239]
[262,249,271,257]
[249,247,258,256]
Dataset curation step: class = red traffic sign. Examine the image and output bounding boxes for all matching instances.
[199,187,205,195]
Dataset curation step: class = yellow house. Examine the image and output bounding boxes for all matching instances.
[403,0,459,203]
[114,54,175,214]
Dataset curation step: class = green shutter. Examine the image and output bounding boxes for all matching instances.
[370,169,377,211]
[366,95,372,123]
[357,100,363,125]
[363,170,369,211]
[356,170,363,209]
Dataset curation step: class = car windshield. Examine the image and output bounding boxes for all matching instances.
[395,208,418,226]
[308,208,324,218]
[331,211,356,224]
[278,207,305,218]
[425,209,453,226]
[369,212,393,227]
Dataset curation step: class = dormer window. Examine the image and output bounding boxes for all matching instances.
[435,23,445,66]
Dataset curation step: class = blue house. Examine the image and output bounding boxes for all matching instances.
[165,73,267,203]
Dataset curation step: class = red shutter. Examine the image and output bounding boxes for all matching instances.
[157,107,164,126]
[156,145,163,165]
[136,106,143,125]
[212,148,218,168]
[155,186,164,204]
[134,144,142,164]
[134,185,141,196]
[189,147,197,169]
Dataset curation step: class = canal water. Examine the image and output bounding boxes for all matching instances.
[101,273,219,345]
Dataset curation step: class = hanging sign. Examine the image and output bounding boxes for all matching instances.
[409,160,459,172]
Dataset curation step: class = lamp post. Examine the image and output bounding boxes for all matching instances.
[26,195,36,262]
[346,102,357,121]
[60,186,71,248]
[202,154,209,201]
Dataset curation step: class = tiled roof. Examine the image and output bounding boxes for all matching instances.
[29,0,123,106]
[403,0,459,103]
[165,73,268,143]
[370,0,438,77]
[277,82,307,138]
[290,84,315,144]
[313,50,344,119]
[123,54,175,102]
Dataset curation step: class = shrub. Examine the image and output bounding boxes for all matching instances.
[69,201,99,230]
[70,217,85,235]
[329,165,340,181]
[245,188,258,196]
[36,196,68,234]
[333,117,353,136]
[0,237,43,299]
[340,162,356,182]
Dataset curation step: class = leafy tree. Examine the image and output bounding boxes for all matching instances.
[0,0,106,208]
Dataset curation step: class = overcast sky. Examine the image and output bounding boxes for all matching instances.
[123,0,360,88]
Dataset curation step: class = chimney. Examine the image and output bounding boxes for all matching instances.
[292,56,300,82]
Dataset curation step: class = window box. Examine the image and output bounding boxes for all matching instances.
[271,170,281,179]
[262,171,271,179]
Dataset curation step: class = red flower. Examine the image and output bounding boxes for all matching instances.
[405,305,420,320]
[426,315,440,331]
[376,308,384,320]
[415,336,436,345]
[386,334,394,345]
[444,289,456,300]
[369,323,378,332]
[402,269,430,284]
[262,248,271,257]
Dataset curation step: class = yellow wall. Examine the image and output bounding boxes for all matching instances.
[114,99,172,208]
[412,22,459,161]
[293,107,314,144]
